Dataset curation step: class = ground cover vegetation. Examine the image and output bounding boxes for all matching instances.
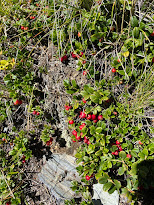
[0,0,154,204]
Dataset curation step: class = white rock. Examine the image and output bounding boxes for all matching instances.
[92,183,119,205]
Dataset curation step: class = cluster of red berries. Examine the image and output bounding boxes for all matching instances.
[21,26,28,30]
[32,110,40,115]
[112,141,123,156]
[61,51,84,63]
[84,136,90,145]
[112,141,132,159]
[72,129,90,144]
[30,16,35,19]
[65,105,72,111]
[79,111,103,123]
[14,99,22,105]
[22,155,26,164]
[46,137,53,146]
[71,51,83,59]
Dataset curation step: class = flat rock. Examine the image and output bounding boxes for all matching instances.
[38,154,81,204]
[92,183,119,205]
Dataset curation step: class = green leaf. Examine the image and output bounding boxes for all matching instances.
[63,79,71,87]
[131,16,138,27]
[133,27,139,38]
[108,186,117,194]
[95,149,102,156]
[71,80,78,88]
[114,179,121,189]
[96,127,102,134]
[99,176,108,184]
[75,152,83,158]
[80,90,90,100]
[119,151,126,159]
[90,126,96,135]
[127,178,132,190]
[66,89,77,94]
[142,148,148,156]
[103,182,113,192]
[118,167,125,175]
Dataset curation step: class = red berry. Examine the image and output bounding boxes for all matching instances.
[152,57,154,63]
[112,68,116,73]
[116,140,120,145]
[118,146,123,151]
[68,106,72,109]
[30,16,33,19]
[113,111,117,115]
[110,26,115,31]
[32,110,37,115]
[83,71,87,76]
[86,175,91,180]
[36,3,39,6]
[82,60,86,64]
[46,141,50,146]
[97,115,103,120]
[65,107,69,111]
[61,55,68,62]
[6,202,11,205]
[127,154,132,159]
[75,136,81,141]
[78,32,81,37]
[71,52,77,59]
[93,119,98,123]
[79,112,86,118]
[72,130,77,136]
[79,123,86,130]
[69,120,74,124]
[18,100,22,105]
[84,137,88,143]
[32,16,35,19]
[36,112,40,115]
[22,159,26,163]
[91,114,96,120]
[49,137,53,142]
[139,141,143,145]
[117,59,120,63]
[21,26,24,30]
[87,114,92,120]
[79,52,84,57]
[150,31,154,37]
[114,151,119,156]
[112,152,115,155]
[14,99,21,105]
[87,140,90,145]
[72,139,76,142]
[2,138,6,142]
[82,98,86,103]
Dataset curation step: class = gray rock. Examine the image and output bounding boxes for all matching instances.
[38,154,81,204]
[92,183,119,205]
